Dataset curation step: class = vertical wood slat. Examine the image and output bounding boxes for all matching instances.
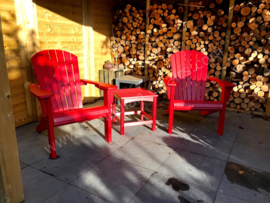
[48,50,68,111]
[170,54,180,100]
[196,52,203,101]
[180,51,187,100]
[191,51,197,100]
[43,51,63,112]
[185,50,191,100]
[63,51,78,109]
[56,50,73,109]
[71,54,83,108]
[175,52,183,100]
[201,55,209,101]
[221,0,235,80]
[0,16,24,203]
[99,70,104,97]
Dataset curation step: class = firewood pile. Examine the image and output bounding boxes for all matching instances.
[226,0,270,112]
[147,3,184,97]
[185,0,228,101]
[111,4,146,76]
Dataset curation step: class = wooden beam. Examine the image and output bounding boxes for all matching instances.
[83,0,96,103]
[181,0,189,50]
[221,0,235,80]
[144,0,150,77]
[15,0,41,121]
[0,16,24,203]
[266,93,270,117]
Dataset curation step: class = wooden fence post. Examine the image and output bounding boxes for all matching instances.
[221,0,235,80]
[15,0,41,120]
[181,0,189,50]
[0,16,24,203]
[144,0,150,77]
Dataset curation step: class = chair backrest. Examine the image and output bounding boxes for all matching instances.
[31,50,83,113]
[170,50,209,101]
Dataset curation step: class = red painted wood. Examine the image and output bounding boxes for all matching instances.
[167,50,235,136]
[63,51,78,109]
[196,52,203,101]
[43,51,63,112]
[56,50,73,109]
[201,54,208,100]
[185,50,191,100]
[30,49,117,158]
[191,51,197,100]
[71,53,83,108]
[152,97,157,131]
[81,79,118,90]
[120,99,125,135]
[48,50,68,111]
[47,98,57,159]
[174,100,223,111]
[180,51,187,100]
[30,84,53,99]
[114,88,157,99]
[141,101,144,121]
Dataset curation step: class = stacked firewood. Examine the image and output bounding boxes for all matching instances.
[185,0,228,101]
[111,4,146,75]
[147,3,184,96]
[226,0,270,112]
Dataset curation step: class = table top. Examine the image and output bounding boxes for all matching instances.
[114,88,158,99]
[115,75,149,83]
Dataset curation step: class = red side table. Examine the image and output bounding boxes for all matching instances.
[112,88,158,135]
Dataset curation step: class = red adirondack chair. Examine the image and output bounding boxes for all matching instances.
[30,50,117,159]
[164,50,235,135]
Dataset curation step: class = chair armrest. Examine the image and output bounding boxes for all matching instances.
[164,76,177,87]
[81,79,117,91]
[208,77,235,88]
[30,84,53,99]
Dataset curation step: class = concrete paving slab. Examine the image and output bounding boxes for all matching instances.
[43,185,108,203]
[20,161,28,169]
[136,125,187,148]
[218,162,270,203]
[177,134,234,161]
[240,116,270,132]
[16,122,39,142]
[18,134,53,164]
[111,138,174,171]
[236,128,270,149]
[214,192,249,203]
[190,118,240,142]
[21,166,66,203]
[157,149,226,191]
[31,144,108,183]
[71,156,154,203]
[130,172,216,203]
[229,142,270,173]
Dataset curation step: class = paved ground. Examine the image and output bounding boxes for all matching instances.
[16,100,270,203]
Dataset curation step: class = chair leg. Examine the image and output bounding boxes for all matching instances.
[112,97,116,123]
[217,108,226,136]
[168,105,174,134]
[105,114,112,143]
[48,121,57,159]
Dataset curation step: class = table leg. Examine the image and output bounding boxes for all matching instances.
[140,101,144,121]
[112,97,116,123]
[120,99,125,135]
[152,97,157,131]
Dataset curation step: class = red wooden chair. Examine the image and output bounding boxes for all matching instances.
[164,50,235,135]
[30,50,117,159]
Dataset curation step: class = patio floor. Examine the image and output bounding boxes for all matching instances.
[16,100,270,203]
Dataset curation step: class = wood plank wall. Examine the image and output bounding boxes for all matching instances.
[0,0,31,127]
[0,0,114,126]
[92,0,113,97]
[36,0,86,97]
